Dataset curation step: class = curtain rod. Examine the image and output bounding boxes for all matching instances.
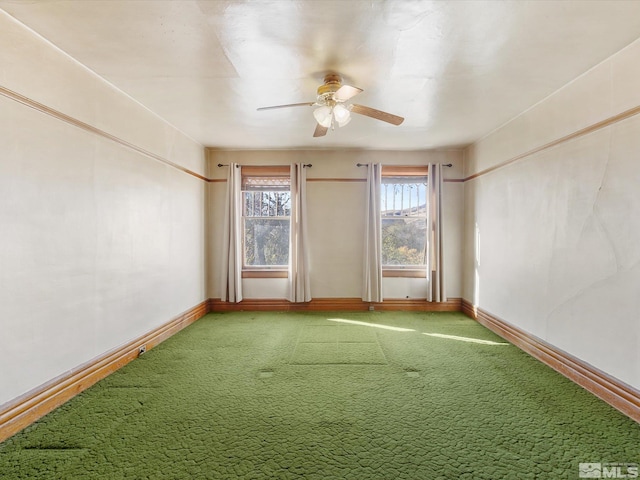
[217,163,312,168]
[356,163,453,167]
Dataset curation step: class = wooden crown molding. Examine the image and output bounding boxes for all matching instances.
[461,299,640,424]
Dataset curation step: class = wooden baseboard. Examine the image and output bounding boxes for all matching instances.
[209,297,462,312]
[461,299,640,424]
[461,298,478,319]
[0,301,209,443]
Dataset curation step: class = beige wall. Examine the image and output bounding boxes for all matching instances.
[463,38,640,390]
[207,149,464,300]
[9,1,637,417]
[0,12,207,405]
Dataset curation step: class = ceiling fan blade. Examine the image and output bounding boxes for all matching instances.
[257,102,315,111]
[313,123,328,137]
[334,84,363,102]
[350,104,404,125]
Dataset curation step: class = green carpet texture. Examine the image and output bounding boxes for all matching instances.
[1,311,638,479]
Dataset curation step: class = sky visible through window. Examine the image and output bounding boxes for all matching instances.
[381,177,427,217]
[381,176,428,266]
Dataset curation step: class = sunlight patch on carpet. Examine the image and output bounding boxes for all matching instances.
[328,318,416,332]
[422,332,510,345]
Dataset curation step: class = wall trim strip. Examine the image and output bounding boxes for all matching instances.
[306,178,366,182]
[464,104,640,182]
[0,85,208,182]
[209,297,462,312]
[1,85,468,185]
[0,301,209,443]
[461,299,640,424]
[210,177,465,184]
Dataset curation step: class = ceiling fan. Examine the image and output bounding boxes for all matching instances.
[257,74,404,137]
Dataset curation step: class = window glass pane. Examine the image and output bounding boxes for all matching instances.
[381,217,427,266]
[381,175,427,184]
[242,170,291,269]
[243,191,291,217]
[381,180,427,218]
[242,176,290,191]
[244,218,290,266]
[380,174,428,267]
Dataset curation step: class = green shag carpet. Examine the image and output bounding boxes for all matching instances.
[1,311,638,479]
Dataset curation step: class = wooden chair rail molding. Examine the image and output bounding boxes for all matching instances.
[462,299,640,424]
[0,86,208,183]
[0,301,209,443]
[464,103,640,183]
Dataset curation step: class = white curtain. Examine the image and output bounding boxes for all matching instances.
[426,163,446,302]
[288,163,311,302]
[220,163,243,303]
[362,163,382,302]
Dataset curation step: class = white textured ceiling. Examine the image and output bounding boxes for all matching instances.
[3,0,640,150]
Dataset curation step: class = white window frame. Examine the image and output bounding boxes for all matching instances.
[241,166,291,278]
[380,166,428,278]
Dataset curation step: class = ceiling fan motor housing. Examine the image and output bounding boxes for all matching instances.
[317,74,343,104]
[257,72,404,134]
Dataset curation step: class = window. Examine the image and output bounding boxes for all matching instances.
[381,166,428,276]
[241,167,290,274]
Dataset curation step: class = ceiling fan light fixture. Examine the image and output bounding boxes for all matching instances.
[336,114,351,128]
[313,105,332,128]
[333,103,351,125]
[257,73,404,137]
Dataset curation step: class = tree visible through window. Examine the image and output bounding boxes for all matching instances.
[242,173,290,267]
[381,173,428,267]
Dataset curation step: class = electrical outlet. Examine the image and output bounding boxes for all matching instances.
[138,345,146,356]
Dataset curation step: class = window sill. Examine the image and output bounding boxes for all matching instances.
[242,270,289,279]
[382,269,427,278]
